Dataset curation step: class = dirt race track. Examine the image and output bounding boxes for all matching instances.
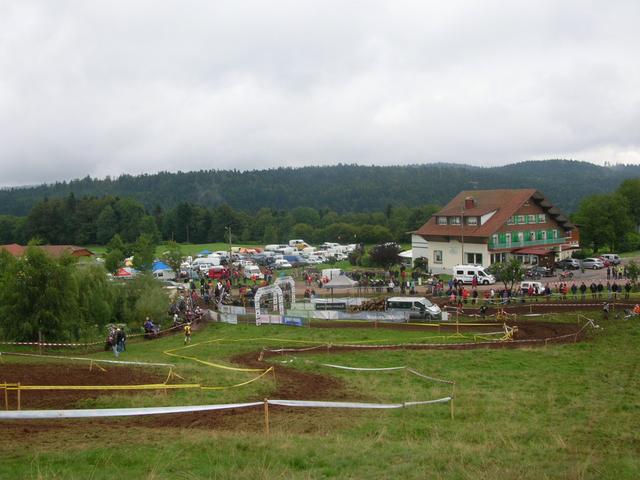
[0,317,592,437]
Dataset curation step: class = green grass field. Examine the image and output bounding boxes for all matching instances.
[1,315,639,479]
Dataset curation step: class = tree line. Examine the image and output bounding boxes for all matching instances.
[1,177,639,255]
[2,160,640,216]
[573,179,640,253]
[0,194,440,246]
[0,245,168,342]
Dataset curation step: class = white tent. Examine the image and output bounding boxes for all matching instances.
[323,275,358,289]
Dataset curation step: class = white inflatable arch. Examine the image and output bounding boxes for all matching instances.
[274,276,296,305]
[254,284,285,325]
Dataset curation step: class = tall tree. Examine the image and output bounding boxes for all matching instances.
[132,234,156,271]
[161,241,184,274]
[369,242,402,269]
[488,258,526,293]
[617,179,640,230]
[573,194,633,252]
[0,245,79,341]
[96,205,119,244]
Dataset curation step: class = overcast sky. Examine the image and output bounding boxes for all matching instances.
[1,1,639,187]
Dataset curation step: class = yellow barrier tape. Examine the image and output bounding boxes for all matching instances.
[16,367,275,392]
[163,342,264,372]
[201,367,274,391]
[18,383,201,391]
[162,336,397,373]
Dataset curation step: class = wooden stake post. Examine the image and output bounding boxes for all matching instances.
[450,384,455,420]
[264,398,270,436]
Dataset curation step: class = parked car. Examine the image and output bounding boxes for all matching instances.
[243,265,264,280]
[273,259,293,269]
[519,281,544,295]
[600,253,621,265]
[527,265,554,278]
[160,280,186,291]
[582,258,604,269]
[598,257,611,267]
[556,258,580,270]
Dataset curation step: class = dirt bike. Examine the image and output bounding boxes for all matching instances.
[559,270,574,280]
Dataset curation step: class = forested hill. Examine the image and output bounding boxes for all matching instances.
[1,160,637,215]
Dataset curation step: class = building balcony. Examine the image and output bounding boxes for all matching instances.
[488,237,572,251]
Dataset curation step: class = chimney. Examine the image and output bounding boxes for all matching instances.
[464,196,475,210]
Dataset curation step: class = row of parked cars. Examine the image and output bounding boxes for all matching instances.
[556,253,621,270]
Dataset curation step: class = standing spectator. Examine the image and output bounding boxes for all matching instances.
[114,328,125,357]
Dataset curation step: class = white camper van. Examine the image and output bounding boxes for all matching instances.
[452,265,496,285]
[192,257,221,272]
[152,270,176,281]
[386,297,442,321]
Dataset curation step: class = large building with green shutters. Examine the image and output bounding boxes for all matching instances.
[411,189,579,273]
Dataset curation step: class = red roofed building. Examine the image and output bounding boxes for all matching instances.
[0,244,94,258]
[411,189,579,273]
[0,244,26,256]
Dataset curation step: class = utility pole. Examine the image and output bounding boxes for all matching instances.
[460,203,465,264]
[226,226,232,259]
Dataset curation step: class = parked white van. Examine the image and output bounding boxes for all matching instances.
[243,265,264,280]
[152,270,176,281]
[519,281,543,295]
[192,257,220,271]
[452,265,496,285]
[386,297,442,321]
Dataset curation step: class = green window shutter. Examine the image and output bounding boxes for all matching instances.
[498,233,506,244]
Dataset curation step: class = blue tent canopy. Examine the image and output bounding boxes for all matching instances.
[198,249,212,255]
[152,261,171,271]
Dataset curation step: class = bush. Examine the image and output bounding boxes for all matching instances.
[621,232,640,252]
[571,250,588,260]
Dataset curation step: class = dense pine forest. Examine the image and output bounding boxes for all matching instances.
[1,160,638,216]
[1,160,639,251]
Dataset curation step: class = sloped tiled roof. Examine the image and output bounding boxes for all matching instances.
[414,189,572,238]
[0,244,26,256]
[0,244,93,257]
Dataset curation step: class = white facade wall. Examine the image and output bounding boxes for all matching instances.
[411,234,429,266]
[428,240,490,274]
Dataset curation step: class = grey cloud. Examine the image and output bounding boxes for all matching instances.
[0,0,639,186]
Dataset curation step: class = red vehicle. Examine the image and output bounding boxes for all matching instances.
[598,257,611,267]
[208,266,230,280]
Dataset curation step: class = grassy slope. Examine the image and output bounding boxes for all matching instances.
[1,317,639,479]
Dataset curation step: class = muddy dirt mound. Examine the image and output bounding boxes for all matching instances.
[1,363,165,409]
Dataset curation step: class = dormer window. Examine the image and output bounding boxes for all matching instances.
[466,217,478,226]
[450,216,461,225]
[437,216,447,225]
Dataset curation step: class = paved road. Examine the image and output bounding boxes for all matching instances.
[302,257,637,298]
